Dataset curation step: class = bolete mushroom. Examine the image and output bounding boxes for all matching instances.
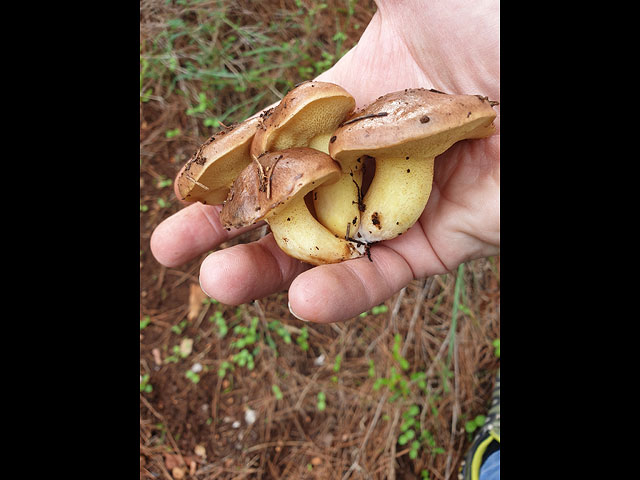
[176,115,261,205]
[250,81,363,239]
[220,148,366,265]
[329,88,498,243]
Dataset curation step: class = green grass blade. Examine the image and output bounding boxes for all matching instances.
[447,264,465,366]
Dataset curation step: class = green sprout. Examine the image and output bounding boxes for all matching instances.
[171,320,188,335]
[185,370,200,384]
[368,359,375,378]
[140,374,153,393]
[492,338,500,358]
[272,384,284,400]
[392,334,409,371]
[317,392,326,411]
[268,320,292,344]
[296,326,309,351]
[465,415,486,436]
[140,316,151,330]
[218,361,233,378]
[333,354,342,372]
[209,311,228,338]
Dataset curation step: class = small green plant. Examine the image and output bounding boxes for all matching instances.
[228,316,260,371]
[465,414,486,437]
[333,354,342,373]
[209,311,228,338]
[268,320,292,344]
[368,359,376,378]
[398,405,419,454]
[186,91,214,116]
[393,334,410,371]
[316,391,326,411]
[492,338,500,358]
[185,370,200,384]
[231,317,259,349]
[165,338,193,364]
[420,429,445,456]
[171,319,188,335]
[156,177,173,189]
[398,405,446,460]
[373,367,410,401]
[359,304,389,317]
[232,348,255,370]
[272,384,284,400]
[330,354,342,383]
[165,128,181,139]
[140,374,153,393]
[409,371,427,392]
[218,360,233,378]
[296,326,309,351]
[140,315,151,330]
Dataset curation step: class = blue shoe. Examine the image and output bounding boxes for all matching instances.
[459,369,500,480]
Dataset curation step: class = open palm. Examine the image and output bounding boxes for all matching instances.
[150,0,500,322]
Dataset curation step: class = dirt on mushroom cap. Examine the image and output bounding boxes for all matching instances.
[220,148,341,229]
[330,88,497,163]
[176,116,261,205]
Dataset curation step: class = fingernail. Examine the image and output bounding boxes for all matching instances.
[288,301,309,322]
[199,276,213,300]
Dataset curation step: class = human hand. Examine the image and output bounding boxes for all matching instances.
[150,0,499,323]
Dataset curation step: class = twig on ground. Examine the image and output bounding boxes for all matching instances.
[401,277,432,357]
[341,392,389,480]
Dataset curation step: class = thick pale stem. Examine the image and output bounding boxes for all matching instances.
[307,133,333,154]
[312,166,363,238]
[307,134,363,238]
[357,156,434,242]
[268,195,365,266]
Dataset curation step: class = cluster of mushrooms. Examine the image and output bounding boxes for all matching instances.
[177,82,498,266]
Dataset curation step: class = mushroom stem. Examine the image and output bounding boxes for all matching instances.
[307,133,333,154]
[312,165,363,238]
[305,133,363,237]
[357,156,434,242]
[267,195,365,266]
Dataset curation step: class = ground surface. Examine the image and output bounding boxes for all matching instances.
[140,2,500,479]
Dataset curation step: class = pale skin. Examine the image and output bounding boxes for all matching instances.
[150,0,500,323]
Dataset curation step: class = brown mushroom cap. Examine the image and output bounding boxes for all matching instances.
[176,115,261,205]
[329,88,497,163]
[251,81,355,157]
[220,147,341,229]
[328,88,498,243]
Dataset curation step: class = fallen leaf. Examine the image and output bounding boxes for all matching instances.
[152,348,162,366]
[163,453,183,471]
[179,338,193,357]
[194,445,206,458]
[172,466,185,479]
[188,283,208,321]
